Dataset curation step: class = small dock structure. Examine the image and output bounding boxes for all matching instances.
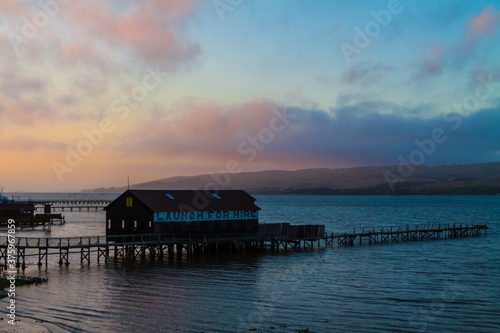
[31,199,112,212]
[0,202,65,230]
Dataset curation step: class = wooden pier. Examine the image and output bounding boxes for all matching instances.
[327,223,488,246]
[0,223,488,270]
[31,199,112,212]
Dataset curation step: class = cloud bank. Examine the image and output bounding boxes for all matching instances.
[116,98,500,171]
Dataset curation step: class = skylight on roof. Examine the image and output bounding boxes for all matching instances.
[165,194,175,200]
[213,194,221,199]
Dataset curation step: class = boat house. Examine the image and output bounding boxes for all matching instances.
[104,190,260,236]
[0,203,35,226]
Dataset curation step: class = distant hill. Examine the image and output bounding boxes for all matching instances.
[88,162,500,195]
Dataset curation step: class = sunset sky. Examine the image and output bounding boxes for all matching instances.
[1,0,499,191]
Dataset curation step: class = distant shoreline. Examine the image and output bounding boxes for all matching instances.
[246,186,500,196]
[81,162,500,195]
[5,189,500,196]
[84,187,500,196]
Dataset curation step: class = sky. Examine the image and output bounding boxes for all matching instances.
[0,0,499,191]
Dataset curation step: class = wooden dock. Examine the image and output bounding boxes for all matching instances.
[30,199,112,212]
[0,223,488,270]
[326,223,488,246]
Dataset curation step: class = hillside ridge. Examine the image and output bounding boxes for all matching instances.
[87,162,500,195]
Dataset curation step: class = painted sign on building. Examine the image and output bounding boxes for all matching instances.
[154,210,258,222]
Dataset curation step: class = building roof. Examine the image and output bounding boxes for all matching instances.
[106,189,261,212]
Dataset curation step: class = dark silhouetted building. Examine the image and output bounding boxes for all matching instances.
[104,190,260,236]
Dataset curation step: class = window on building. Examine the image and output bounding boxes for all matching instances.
[134,220,137,228]
[126,197,133,207]
[122,220,125,229]
[108,219,111,229]
[149,221,152,228]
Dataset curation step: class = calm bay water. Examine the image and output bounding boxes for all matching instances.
[1,194,499,332]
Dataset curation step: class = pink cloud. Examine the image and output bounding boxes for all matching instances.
[60,0,201,65]
[0,1,25,15]
[466,5,500,39]
[58,42,98,63]
[0,1,200,67]
[457,6,500,56]
[2,99,54,124]
[0,2,26,42]
[119,98,284,161]
[410,6,500,81]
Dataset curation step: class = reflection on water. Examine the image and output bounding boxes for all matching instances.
[1,195,499,332]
